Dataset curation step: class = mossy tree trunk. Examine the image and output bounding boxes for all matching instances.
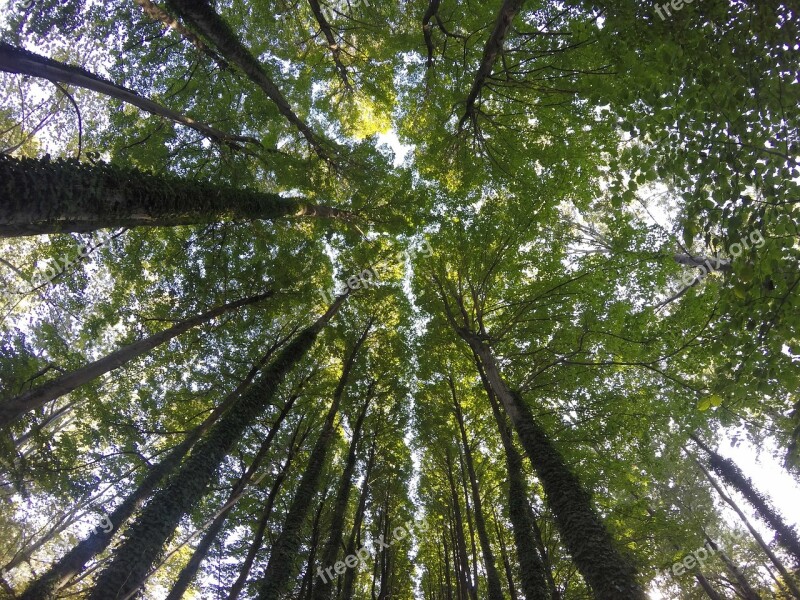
[87,293,349,600]
[475,357,552,600]
[466,336,646,600]
[17,348,274,600]
[0,155,351,237]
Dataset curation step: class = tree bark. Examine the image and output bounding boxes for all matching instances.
[466,336,646,600]
[163,397,296,600]
[17,346,274,600]
[691,433,800,565]
[312,393,371,600]
[132,0,229,70]
[0,291,273,427]
[0,154,352,237]
[0,42,249,147]
[256,319,372,599]
[476,356,552,600]
[449,375,504,600]
[87,293,349,600]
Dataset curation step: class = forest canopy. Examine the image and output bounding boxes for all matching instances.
[0,0,799,599]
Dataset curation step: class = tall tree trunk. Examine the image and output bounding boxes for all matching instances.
[224,419,309,600]
[449,375,504,600]
[87,293,349,600]
[312,393,371,600]
[256,319,372,599]
[163,397,296,600]
[457,449,480,599]
[694,572,725,600]
[465,335,645,600]
[0,42,248,147]
[703,533,762,600]
[445,450,477,600]
[18,347,275,600]
[691,454,800,599]
[164,0,331,161]
[340,436,376,600]
[0,291,273,427]
[299,489,330,600]
[491,508,518,600]
[476,354,555,600]
[0,155,352,237]
[132,0,229,70]
[691,433,800,565]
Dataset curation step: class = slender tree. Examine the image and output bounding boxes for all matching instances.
[0,291,274,427]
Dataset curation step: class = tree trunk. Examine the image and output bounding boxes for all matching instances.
[694,572,725,600]
[17,347,274,600]
[224,419,309,600]
[466,336,646,600]
[703,534,762,600]
[0,42,248,147]
[164,0,331,161]
[691,433,800,565]
[0,291,273,427]
[449,375,504,600]
[256,320,372,599]
[691,454,800,599]
[340,436,376,600]
[476,357,552,600]
[298,489,330,600]
[312,393,371,600]
[492,508,518,600]
[87,294,348,600]
[163,397,295,600]
[0,154,352,237]
[445,450,477,600]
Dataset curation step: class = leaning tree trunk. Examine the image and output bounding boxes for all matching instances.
[694,572,725,600]
[163,397,296,600]
[312,393,372,600]
[450,375,504,600]
[0,42,248,147]
[691,433,800,565]
[0,154,351,237]
[703,534,762,600]
[164,0,331,161]
[0,291,273,427]
[476,357,551,600]
[466,336,646,600]
[690,454,800,599]
[17,347,275,600]
[87,293,349,600]
[256,320,373,599]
